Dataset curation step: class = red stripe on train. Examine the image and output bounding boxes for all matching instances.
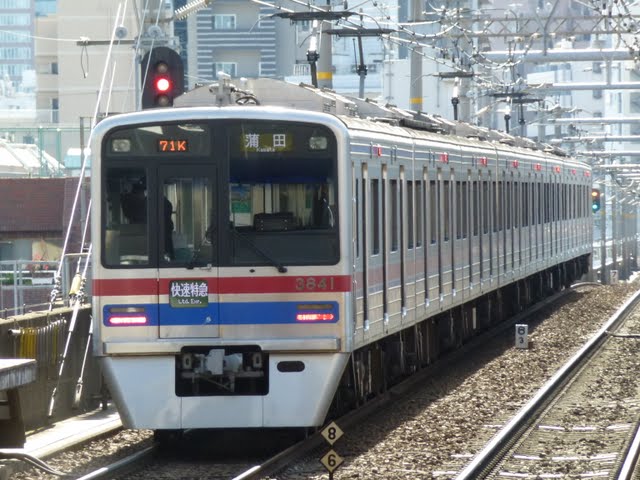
[93,275,352,296]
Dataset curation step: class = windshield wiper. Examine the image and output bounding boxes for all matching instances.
[232,228,288,273]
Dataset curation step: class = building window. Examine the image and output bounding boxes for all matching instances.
[213,62,237,78]
[0,47,31,60]
[51,97,59,123]
[0,14,30,25]
[212,14,236,30]
[0,0,30,7]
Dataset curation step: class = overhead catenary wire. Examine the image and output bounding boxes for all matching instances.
[47,0,130,417]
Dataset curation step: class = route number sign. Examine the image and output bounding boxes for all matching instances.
[320,449,344,474]
[321,421,343,445]
[515,324,529,349]
[320,421,345,478]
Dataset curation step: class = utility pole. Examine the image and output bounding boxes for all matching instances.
[317,1,333,89]
[409,0,423,111]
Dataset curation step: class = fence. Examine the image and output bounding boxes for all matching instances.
[0,259,91,317]
[0,305,102,430]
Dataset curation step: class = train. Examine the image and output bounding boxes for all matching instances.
[91,77,592,439]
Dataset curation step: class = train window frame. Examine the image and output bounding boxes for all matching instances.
[415,180,423,248]
[371,178,380,256]
[224,120,340,267]
[390,178,399,251]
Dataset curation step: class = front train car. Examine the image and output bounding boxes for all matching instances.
[91,107,353,431]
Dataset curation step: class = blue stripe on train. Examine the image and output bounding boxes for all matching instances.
[103,301,339,326]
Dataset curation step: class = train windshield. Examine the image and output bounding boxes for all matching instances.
[226,121,339,267]
[101,119,338,268]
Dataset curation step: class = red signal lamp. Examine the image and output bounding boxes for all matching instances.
[155,77,171,93]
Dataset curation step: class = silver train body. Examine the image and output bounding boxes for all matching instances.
[91,79,592,431]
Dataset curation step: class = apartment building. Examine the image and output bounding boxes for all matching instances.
[186,1,278,87]
[0,0,35,85]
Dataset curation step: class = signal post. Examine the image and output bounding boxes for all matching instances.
[140,47,184,109]
[138,1,184,110]
[320,421,344,479]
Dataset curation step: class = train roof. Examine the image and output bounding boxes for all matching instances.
[174,76,569,158]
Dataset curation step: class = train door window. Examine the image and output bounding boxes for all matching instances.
[361,166,368,322]
[456,181,462,239]
[382,165,388,257]
[497,181,503,232]
[371,178,380,255]
[104,167,149,266]
[472,180,479,236]
[390,178,399,251]
[400,167,407,309]
[506,180,513,230]
[443,180,450,241]
[354,170,360,258]
[160,170,214,266]
[437,170,443,295]
[460,181,468,239]
[482,180,489,235]
[544,183,550,223]
[407,180,414,248]
[537,182,542,226]
[522,182,529,227]
[572,184,576,220]
[399,170,406,251]
[430,180,437,244]
[382,165,388,315]
[514,180,519,267]
[422,169,429,303]
[226,121,339,266]
[415,180,423,248]
[504,182,519,228]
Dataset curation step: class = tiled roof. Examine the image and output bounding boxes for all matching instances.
[0,178,68,233]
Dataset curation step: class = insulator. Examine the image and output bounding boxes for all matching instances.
[68,273,83,297]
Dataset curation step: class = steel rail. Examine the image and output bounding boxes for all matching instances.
[455,287,640,479]
[234,288,582,480]
[72,445,156,480]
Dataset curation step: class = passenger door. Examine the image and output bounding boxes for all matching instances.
[157,165,219,339]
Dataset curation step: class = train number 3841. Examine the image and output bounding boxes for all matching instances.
[295,277,336,291]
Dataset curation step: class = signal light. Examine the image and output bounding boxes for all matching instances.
[141,47,184,109]
[591,188,601,213]
[155,76,171,93]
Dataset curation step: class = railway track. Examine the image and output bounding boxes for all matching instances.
[458,288,640,479]
[9,281,638,480]
[66,286,602,480]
